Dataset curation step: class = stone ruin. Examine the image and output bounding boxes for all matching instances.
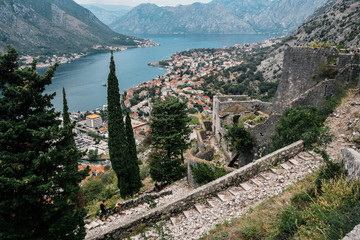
[212,46,360,167]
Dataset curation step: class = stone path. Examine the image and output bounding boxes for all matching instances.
[85,178,192,239]
[129,151,322,240]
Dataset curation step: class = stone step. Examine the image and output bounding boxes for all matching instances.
[270,168,283,175]
[239,182,252,191]
[260,172,276,180]
[183,209,196,219]
[108,216,116,222]
[289,159,299,166]
[207,199,220,208]
[95,220,106,226]
[250,178,262,186]
[297,152,313,160]
[280,163,292,170]
[217,192,234,202]
[170,216,182,225]
[194,203,207,214]
[228,187,243,196]
[85,221,99,230]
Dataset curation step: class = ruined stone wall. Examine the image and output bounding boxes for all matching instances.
[89,141,304,240]
[212,95,272,162]
[272,46,360,114]
[251,115,281,152]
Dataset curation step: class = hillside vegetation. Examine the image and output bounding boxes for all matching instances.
[0,0,141,55]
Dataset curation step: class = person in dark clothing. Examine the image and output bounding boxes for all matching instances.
[153,182,160,192]
[100,200,107,220]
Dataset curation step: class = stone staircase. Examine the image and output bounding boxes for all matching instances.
[86,141,320,240]
[84,179,191,236]
[132,151,321,239]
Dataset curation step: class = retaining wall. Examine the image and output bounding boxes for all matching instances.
[88,140,304,240]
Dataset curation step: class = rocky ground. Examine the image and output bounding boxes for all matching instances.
[326,89,360,157]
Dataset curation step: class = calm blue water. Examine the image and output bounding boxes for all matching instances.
[44,34,271,112]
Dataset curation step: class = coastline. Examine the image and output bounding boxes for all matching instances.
[19,39,160,69]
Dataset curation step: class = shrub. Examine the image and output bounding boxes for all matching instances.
[270,205,304,239]
[82,178,104,203]
[100,170,116,185]
[190,163,227,185]
[270,106,325,150]
[225,124,254,154]
[140,163,150,180]
[314,150,346,192]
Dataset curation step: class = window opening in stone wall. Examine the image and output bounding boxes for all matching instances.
[327,56,339,66]
[324,85,328,96]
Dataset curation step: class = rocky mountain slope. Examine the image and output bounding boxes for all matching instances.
[289,0,360,47]
[0,0,140,55]
[111,0,327,35]
[81,4,132,25]
[258,0,360,82]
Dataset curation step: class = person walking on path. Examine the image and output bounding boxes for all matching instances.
[100,200,107,221]
[115,203,122,216]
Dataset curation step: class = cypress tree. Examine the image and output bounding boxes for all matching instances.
[62,87,71,125]
[106,51,129,197]
[125,112,142,194]
[0,46,88,240]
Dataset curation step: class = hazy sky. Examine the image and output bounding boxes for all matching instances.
[74,0,212,7]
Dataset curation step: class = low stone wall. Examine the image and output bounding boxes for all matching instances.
[341,148,360,181]
[87,190,173,219]
[115,190,173,213]
[88,140,304,240]
[195,148,215,161]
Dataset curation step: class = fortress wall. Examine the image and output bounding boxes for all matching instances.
[89,141,304,240]
[272,46,360,114]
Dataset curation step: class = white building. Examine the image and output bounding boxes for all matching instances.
[86,114,102,128]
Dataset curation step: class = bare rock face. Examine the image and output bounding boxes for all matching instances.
[0,0,139,55]
[289,0,360,47]
[111,0,327,35]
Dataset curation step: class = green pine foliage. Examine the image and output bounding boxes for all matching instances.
[0,46,88,240]
[149,155,185,182]
[190,163,228,186]
[62,87,71,125]
[149,96,191,182]
[125,112,142,194]
[107,52,140,198]
[225,124,254,154]
[107,51,127,197]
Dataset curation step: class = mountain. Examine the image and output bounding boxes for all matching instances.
[81,4,132,25]
[258,0,360,82]
[288,0,360,47]
[110,0,327,35]
[0,0,141,56]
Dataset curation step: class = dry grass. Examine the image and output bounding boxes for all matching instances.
[200,174,316,240]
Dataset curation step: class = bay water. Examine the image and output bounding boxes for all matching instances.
[43,34,272,112]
